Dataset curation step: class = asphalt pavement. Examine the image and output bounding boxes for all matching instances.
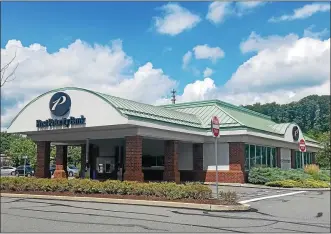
[1,189,330,233]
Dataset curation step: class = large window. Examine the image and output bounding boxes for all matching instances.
[244,144,276,171]
[294,151,315,169]
[142,155,164,168]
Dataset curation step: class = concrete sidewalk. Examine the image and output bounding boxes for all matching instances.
[1,193,250,212]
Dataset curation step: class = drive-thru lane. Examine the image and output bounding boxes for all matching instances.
[1,190,330,233]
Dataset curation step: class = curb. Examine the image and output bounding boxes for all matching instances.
[206,183,331,191]
[0,193,250,212]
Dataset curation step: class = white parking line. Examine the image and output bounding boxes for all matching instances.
[239,191,307,204]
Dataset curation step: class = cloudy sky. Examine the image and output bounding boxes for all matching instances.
[1,1,330,131]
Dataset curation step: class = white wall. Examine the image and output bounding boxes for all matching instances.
[7,89,128,133]
[203,142,229,171]
[92,139,124,157]
[178,143,193,170]
[280,148,291,170]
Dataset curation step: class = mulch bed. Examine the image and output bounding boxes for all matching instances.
[1,190,239,205]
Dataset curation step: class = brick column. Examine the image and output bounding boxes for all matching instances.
[291,150,295,168]
[80,144,86,178]
[53,145,68,179]
[228,142,245,183]
[124,136,144,182]
[164,140,180,183]
[35,141,51,178]
[193,143,204,181]
[276,148,281,168]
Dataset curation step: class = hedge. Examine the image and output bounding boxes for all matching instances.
[248,167,330,185]
[0,177,212,200]
[265,179,330,188]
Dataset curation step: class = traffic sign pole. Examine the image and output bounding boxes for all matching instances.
[215,136,218,199]
[211,116,220,200]
[298,139,306,169]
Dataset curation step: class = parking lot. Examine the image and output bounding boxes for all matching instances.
[1,187,330,233]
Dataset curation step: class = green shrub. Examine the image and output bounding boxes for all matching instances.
[0,177,212,200]
[265,179,330,188]
[248,167,313,184]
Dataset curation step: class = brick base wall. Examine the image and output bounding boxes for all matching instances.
[124,136,144,182]
[180,170,245,183]
[35,141,51,178]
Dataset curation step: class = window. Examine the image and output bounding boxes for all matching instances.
[256,146,262,165]
[271,148,276,167]
[249,145,256,169]
[244,144,276,171]
[142,155,164,167]
[244,144,249,171]
[267,147,271,167]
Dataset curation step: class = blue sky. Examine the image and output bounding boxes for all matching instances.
[1,1,330,129]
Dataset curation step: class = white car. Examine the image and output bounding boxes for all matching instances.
[1,166,16,176]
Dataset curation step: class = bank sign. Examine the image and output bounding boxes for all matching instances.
[36,92,86,128]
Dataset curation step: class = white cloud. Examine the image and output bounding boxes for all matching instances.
[206,2,232,24]
[1,39,176,130]
[203,67,213,77]
[154,3,201,36]
[193,44,225,62]
[240,31,299,53]
[206,1,265,24]
[228,36,330,93]
[303,25,329,39]
[163,33,330,106]
[182,51,192,69]
[269,3,331,22]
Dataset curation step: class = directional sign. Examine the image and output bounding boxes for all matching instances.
[211,116,220,137]
[299,139,306,152]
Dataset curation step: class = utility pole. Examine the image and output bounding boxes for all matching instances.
[171,89,176,104]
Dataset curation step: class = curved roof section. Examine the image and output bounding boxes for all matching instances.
[8,87,202,130]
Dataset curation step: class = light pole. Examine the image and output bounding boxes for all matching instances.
[22,155,28,176]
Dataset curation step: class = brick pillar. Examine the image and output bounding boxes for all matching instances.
[228,142,245,183]
[53,145,68,179]
[80,144,86,178]
[124,136,144,182]
[164,140,180,183]
[193,143,203,181]
[291,150,295,168]
[35,141,51,178]
[276,148,281,168]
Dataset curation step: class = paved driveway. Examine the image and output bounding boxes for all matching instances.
[1,190,330,233]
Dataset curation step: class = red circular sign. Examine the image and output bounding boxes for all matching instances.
[211,116,220,137]
[299,139,306,152]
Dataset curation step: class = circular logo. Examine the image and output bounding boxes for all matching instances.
[292,126,299,141]
[49,92,71,116]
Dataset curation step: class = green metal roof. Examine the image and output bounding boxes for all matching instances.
[96,92,202,128]
[8,87,320,144]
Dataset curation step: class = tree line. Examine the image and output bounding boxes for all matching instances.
[243,94,330,168]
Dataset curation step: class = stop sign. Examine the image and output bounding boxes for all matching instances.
[211,116,220,137]
[299,139,306,152]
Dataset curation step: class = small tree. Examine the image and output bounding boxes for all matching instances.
[315,132,331,169]
[1,51,19,87]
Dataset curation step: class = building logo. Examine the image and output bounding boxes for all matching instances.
[36,91,86,129]
[292,126,299,141]
[49,92,71,116]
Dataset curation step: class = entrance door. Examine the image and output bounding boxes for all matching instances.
[115,146,125,181]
